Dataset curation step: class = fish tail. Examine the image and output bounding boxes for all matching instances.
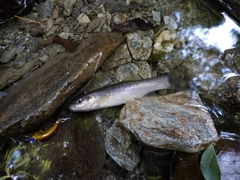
[167,72,191,90]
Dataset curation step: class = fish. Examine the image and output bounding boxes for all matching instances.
[29,120,62,143]
[69,73,186,112]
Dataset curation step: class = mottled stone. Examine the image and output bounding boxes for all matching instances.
[105,122,140,171]
[136,61,152,79]
[120,91,218,153]
[102,44,132,71]
[0,32,124,143]
[126,31,153,61]
[153,30,179,54]
[115,63,141,81]
[63,0,76,16]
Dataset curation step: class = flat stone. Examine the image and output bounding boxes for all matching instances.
[120,91,218,153]
[0,32,123,143]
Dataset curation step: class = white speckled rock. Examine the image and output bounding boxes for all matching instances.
[120,91,218,153]
[126,31,153,61]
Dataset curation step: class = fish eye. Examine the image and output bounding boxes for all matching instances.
[77,99,82,104]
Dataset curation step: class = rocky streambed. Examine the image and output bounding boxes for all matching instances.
[0,0,240,179]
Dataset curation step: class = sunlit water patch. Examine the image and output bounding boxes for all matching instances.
[194,14,240,52]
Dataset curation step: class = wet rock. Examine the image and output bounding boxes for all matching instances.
[36,1,54,18]
[126,30,153,60]
[104,122,140,171]
[119,91,219,153]
[115,63,141,81]
[173,152,203,179]
[215,139,240,180]
[221,49,240,74]
[210,74,240,105]
[153,30,179,54]
[0,45,17,63]
[3,116,105,179]
[102,44,132,71]
[0,32,124,143]
[63,0,76,16]
[163,15,178,30]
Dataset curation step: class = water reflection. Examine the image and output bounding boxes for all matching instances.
[194,14,240,52]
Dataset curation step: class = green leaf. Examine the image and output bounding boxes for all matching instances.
[200,145,221,180]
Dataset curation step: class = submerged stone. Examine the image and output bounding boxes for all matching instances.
[120,91,218,153]
[0,32,124,143]
[3,115,105,179]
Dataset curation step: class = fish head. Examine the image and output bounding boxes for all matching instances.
[69,94,96,112]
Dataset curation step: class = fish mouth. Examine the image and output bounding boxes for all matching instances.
[69,104,77,112]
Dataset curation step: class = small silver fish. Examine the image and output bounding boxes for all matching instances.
[69,74,176,112]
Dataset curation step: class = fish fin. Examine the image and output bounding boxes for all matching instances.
[143,91,158,97]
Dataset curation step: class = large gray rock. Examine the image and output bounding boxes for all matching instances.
[120,91,218,153]
[0,32,123,143]
[104,122,140,171]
